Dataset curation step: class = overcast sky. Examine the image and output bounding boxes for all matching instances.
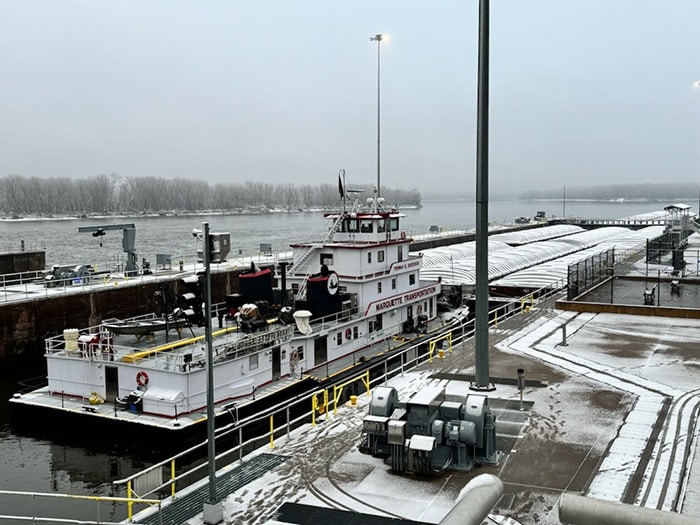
[2,1,699,198]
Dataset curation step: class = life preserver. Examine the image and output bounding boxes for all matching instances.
[345,328,352,340]
[290,350,299,362]
[136,371,149,387]
[400,231,406,239]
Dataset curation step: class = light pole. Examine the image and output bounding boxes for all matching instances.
[370,34,385,198]
[202,221,223,525]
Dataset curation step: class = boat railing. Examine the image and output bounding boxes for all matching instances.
[309,305,359,331]
[45,313,297,373]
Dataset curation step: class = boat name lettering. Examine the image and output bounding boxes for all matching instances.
[375,296,404,312]
[392,260,420,271]
[373,285,438,313]
[402,285,437,302]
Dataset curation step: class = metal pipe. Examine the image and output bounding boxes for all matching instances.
[439,473,504,525]
[559,493,700,525]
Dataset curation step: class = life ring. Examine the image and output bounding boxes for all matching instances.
[345,328,352,340]
[136,371,149,387]
[290,350,299,362]
[400,231,406,239]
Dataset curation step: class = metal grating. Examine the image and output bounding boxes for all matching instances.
[135,453,288,525]
[272,502,428,525]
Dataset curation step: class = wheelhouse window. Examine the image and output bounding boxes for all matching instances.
[390,218,399,231]
[360,220,373,233]
[320,253,334,266]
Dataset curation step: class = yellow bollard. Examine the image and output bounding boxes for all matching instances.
[350,395,357,406]
[438,349,445,359]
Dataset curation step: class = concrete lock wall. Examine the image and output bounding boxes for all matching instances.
[0,268,248,362]
[0,251,46,275]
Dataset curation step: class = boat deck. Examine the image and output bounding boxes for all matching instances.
[12,311,458,436]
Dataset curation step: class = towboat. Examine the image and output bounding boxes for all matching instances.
[10,189,466,445]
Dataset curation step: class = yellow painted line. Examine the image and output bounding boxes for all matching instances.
[122,326,239,363]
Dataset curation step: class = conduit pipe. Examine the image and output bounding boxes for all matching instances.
[559,493,700,525]
[439,473,504,525]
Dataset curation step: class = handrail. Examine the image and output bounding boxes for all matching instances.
[113,281,567,509]
[0,489,161,524]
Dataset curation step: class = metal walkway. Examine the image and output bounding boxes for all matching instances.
[134,453,289,525]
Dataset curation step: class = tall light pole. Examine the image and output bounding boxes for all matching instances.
[370,33,385,198]
[202,221,223,525]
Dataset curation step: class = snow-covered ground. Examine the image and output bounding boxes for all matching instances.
[173,303,700,525]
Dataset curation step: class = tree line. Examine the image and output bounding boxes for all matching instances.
[520,182,700,202]
[0,174,421,217]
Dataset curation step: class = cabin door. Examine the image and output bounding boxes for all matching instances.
[105,366,119,402]
[314,336,328,368]
[272,346,281,381]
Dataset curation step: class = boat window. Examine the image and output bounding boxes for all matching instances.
[249,353,259,371]
[397,245,403,262]
[336,332,342,345]
[348,219,359,232]
[360,220,373,233]
[378,250,385,263]
[378,220,386,233]
[370,314,383,333]
[377,282,382,294]
[409,274,416,285]
[320,254,333,266]
[390,218,399,231]
[391,278,396,290]
[367,252,372,264]
[296,346,304,359]
[353,326,359,339]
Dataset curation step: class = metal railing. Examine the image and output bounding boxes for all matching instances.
[113,282,566,521]
[0,490,162,524]
[3,282,566,524]
[0,252,293,303]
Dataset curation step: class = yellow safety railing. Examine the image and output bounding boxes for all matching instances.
[520,293,535,313]
[332,370,370,415]
[428,332,453,362]
[311,389,329,426]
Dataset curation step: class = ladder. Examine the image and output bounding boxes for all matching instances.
[290,213,345,300]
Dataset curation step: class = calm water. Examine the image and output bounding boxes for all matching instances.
[0,199,666,268]
[0,198,672,521]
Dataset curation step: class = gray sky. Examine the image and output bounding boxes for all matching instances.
[2,1,699,197]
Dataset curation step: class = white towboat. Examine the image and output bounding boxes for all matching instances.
[10,189,464,442]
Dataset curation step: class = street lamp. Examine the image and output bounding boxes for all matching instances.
[370,33,385,198]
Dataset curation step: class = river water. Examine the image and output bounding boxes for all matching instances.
[0,198,671,522]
